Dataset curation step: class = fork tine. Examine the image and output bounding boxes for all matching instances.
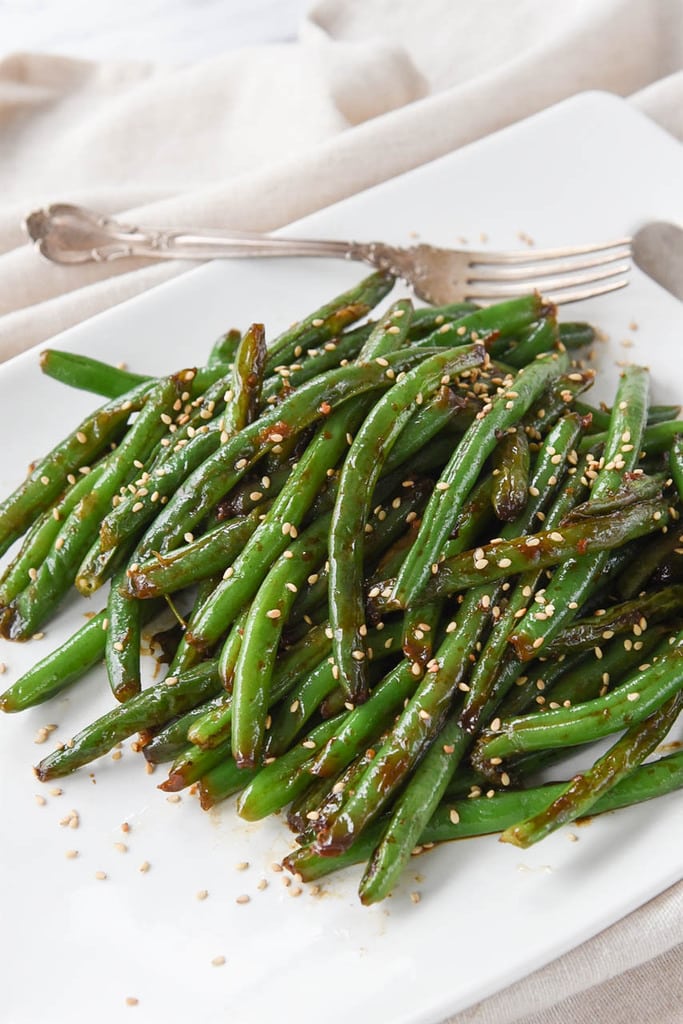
[468,275,630,306]
[546,277,630,305]
[467,248,630,282]
[465,238,631,265]
[464,262,630,300]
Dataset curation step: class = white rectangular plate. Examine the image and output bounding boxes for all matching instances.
[1,92,682,1024]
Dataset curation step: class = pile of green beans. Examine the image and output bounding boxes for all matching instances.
[1,270,682,904]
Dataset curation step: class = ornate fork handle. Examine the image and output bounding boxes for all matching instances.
[24,202,408,273]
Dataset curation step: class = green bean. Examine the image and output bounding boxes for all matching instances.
[215,606,249,688]
[523,370,594,441]
[579,420,683,457]
[289,480,432,632]
[39,349,150,398]
[215,459,293,519]
[490,425,530,521]
[197,757,259,809]
[138,348,437,565]
[358,716,470,903]
[105,569,142,702]
[0,610,108,712]
[472,629,683,767]
[127,507,266,599]
[501,316,560,369]
[309,659,423,780]
[419,294,547,350]
[382,386,466,473]
[191,620,332,749]
[141,694,230,764]
[370,422,586,881]
[502,690,683,848]
[264,271,394,367]
[497,623,671,719]
[161,736,238,792]
[207,328,241,367]
[225,322,267,430]
[291,744,385,837]
[315,584,493,855]
[0,380,152,558]
[615,527,683,600]
[260,324,373,401]
[0,461,107,609]
[285,750,683,883]
[356,416,589,897]
[507,365,650,662]
[2,376,185,639]
[407,302,479,339]
[670,436,683,503]
[557,322,596,351]
[392,350,570,609]
[577,402,681,433]
[544,583,683,657]
[237,715,344,821]
[357,299,413,360]
[172,395,372,671]
[266,620,402,757]
[329,341,487,699]
[231,515,330,767]
[559,471,667,522]
[35,661,223,780]
[648,404,682,425]
[420,496,670,599]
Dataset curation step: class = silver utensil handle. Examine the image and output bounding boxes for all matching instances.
[24,203,372,265]
[117,231,360,262]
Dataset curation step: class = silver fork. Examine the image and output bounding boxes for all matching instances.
[24,203,632,306]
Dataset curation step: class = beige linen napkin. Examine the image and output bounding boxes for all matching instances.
[0,1,681,1020]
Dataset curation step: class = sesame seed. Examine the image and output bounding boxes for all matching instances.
[498,557,512,569]
[235,894,250,905]
[410,892,421,904]
[95,871,107,881]
[125,997,139,1007]
[627,692,640,702]
[490,717,502,732]
[235,861,249,871]
[139,861,150,873]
